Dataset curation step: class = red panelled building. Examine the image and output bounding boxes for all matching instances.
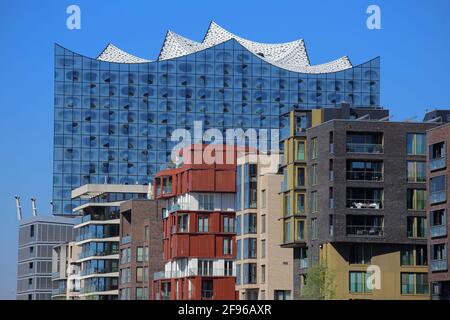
[152,145,238,300]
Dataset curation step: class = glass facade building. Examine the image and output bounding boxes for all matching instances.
[53,23,380,214]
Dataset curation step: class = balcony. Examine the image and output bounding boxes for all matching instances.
[430,191,446,205]
[154,268,233,280]
[430,157,446,171]
[430,225,447,238]
[346,171,383,182]
[346,143,383,154]
[347,199,383,209]
[431,259,448,272]
[346,225,384,237]
[121,235,131,245]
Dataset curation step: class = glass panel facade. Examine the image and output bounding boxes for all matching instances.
[53,41,380,214]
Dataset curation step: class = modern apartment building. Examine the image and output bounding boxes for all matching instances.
[235,153,293,300]
[427,123,450,300]
[53,21,381,214]
[297,119,438,299]
[71,184,148,300]
[152,145,237,300]
[279,103,388,299]
[118,199,164,300]
[51,241,81,300]
[17,216,74,300]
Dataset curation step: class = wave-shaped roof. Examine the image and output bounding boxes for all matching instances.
[95,21,353,74]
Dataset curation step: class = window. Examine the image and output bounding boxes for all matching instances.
[311,218,318,240]
[243,238,257,259]
[431,209,446,227]
[136,247,143,262]
[30,225,35,238]
[349,271,373,293]
[244,164,257,209]
[430,175,446,204]
[297,167,305,187]
[297,194,305,214]
[407,189,427,210]
[407,217,426,238]
[407,161,426,182]
[223,216,234,233]
[198,260,213,276]
[198,194,214,211]
[177,214,189,232]
[236,240,241,260]
[261,189,266,208]
[401,245,427,266]
[261,240,266,258]
[329,159,334,181]
[136,267,143,282]
[329,187,334,209]
[144,225,149,241]
[136,288,143,300]
[261,265,266,284]
[236,215,241,235]
[236,166,242,210]
[224,261,233,276]
[223,238,233,255]
[274,290,291,300]
[296,141,305,161]
[346,132,383,153]
[261,215,266,233]
[347,188,383,209]
[284,220,291,243]
[198,215,209,232]
[346,215,384,236]
[347,160,383,181]
[407,133,426,155]
[201,280,213,299]
[349,244,372,265]
[429,141,446,171]
[143,247,149,262]
[311,192,318,213]
[311,165,317,186]
[243,263,257,284]
[284,194,291,217]
[243,213,257,234]
[329,131,334,153]
[296,219,305,241]
[432,243,446,261]
[401,273,429,295]
[311,138,318,160]
[236,264,241,285]
[29,262,33,270]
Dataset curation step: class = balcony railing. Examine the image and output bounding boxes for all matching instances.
[430,157,446,171]
[347,199,383,209]
[431,259,448,272]
[430,191,446,205]
[430,225,447,238]
[346,171,383,181]
[154,268,233,280]
[346,225,384,237]
[346,143,383,154]
[121,235,131,245]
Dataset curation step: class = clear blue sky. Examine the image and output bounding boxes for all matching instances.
[0,0,449,299]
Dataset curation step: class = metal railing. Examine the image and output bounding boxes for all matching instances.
[347,199,383,209]
[430,225,447,238]
[430,157,446,171]
[346,171,383,181]
[431,259,448,272]
[154,268,233,280]
[346,143,383,154]
[201,290,214,299]
[430,191,446,205]
[346,225,384,236]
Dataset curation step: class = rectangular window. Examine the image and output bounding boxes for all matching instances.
[144,225,149,241]
[430,175,446,204]
[223,238,233,255]
[349,244,372,265]
[223,216,235,233]
[136,267,143,282]
[261,240,266,258]
[236,215,241,235]
[297,194,305,214]
[407,217,427,238]
[244,164,257,209]
[198,215,209,232]
[243,238,257,259]
[296,141,305,161]
[261,189,266,208]
[236,264,241,285]
[136,288,143,300]
[284,194,291,217]
[284,220,291,243]
[261,215,266,234]
[401,273,429,295]
[311,138,318,160]
[407,189,427,210]
[243,263,257,284]
[297,167,305,187]
[349,272,372,293]
[198,194,214,211]
[296,219,305,241]
[347,160,383,181]
[236,166,242,210]
[30,225,35,238]
[198,260,213,276]
[224,261,233,276]
[407,161,426,183]
[143,247,149,262]
[311,192,318,213]
[261,265,266,284]
[236,239,241,260]
[136,247,143,262]
[311,218,318,240]
[177,214,189,232]
[407,133,426,155]
[311,165,317,186]
[244,213,257,234]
